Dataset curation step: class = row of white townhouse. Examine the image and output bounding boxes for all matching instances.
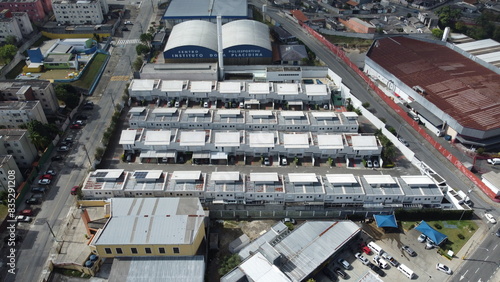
[127,107,360,132]
[81,169,446,208]
[119,128,382,161]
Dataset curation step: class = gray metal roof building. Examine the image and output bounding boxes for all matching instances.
[109,256,205,282]
[162,0,248,25]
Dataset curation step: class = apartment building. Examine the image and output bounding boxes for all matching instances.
[52,0,108,25]
[0,80,59,114]
[0,155,23,191]
[0,0,52,22]
[0,101,47,128]
[0,10,32,43]
[80,169,445,208]
[0,129,37,168]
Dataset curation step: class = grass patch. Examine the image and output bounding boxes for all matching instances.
[0,205,8,220]
[4,60,26,79]
[70,53,108,90]
[321,34,373,48]
[402,220,477,254]
[54,268,92,278]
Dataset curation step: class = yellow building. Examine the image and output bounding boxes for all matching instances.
[89,197,206,258]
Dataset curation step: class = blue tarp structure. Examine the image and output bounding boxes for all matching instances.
[415,220,447,245]
[373,214,398,228]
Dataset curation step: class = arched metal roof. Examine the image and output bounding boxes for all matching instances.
[163,20,217,53]
[222,20,271,51]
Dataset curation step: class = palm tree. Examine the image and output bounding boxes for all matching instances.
[29,132,45,151]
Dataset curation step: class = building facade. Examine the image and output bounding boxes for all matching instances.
[0,101,47,128]
[0,129,38,168]
[0,155,23,191]
[0,80,59,114]
[52,0,108,25]
[0,0,52,22]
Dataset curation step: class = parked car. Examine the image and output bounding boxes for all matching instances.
[122,27,129,31]
[263,157,271,166]
[281,157,287,166]
[19,209,33,216]
[355,252,370,265]
[373,255,389,269]
[239,102,244,108]
[45,169,57,176]
[51,155,63,161]
[25,197,40,205]
[70,124,82,129]
[366,159,373,168]
[322,266,337,280]
[369,263,386,277]
[360,244,371,255]
[73,120,85,126]
[373,159,380,168]
[83,101,94,110]
[281,218,296,225]
[31,187,46,193]
[381,252,399,267]
[57,145,69,152]
[335,268,348,279]
[402,245,416,257]
[38,178,51,185]
[124,20,133,25]
[496,228,500,237]
[16,215,32,222]
[398,136,409,146]
[436,263,452,275]
[203,101,209,108]
[487,158,500,165]
[71,186,79,195]
[175,101,180,108]
[41,174,53,180]
[485,213,497,224]
[337,258,351,270]
[418,234,427,243]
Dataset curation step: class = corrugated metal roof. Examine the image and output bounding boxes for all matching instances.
[367,36,500,131]
[163,20,217,53]
[163,0,247,19]
[109,256,205,282]
[238,222,288,259]
[239,252,291,282]
[222,20,271,51]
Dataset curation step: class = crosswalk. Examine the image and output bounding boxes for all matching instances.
[110,76,130,81]
[114,39,141,45]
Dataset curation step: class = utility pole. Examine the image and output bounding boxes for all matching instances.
[46,220,60,242]
[82,144,92,167]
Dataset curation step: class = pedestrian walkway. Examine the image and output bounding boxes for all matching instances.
[114,39,141,45]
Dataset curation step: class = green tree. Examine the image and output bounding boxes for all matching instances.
[454,21,467,33]
[25,120,59,151]
[136,44,150,56]
[139,33,153,45]
[218,254,241,276]
[55,83,80,109]
[133,57,143,71]
[431,28,444,39]
[382,144,397,160]
[5,35,17,45]
[435,6,462,28]
[0,44,18,63]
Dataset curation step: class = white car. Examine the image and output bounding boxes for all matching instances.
[485,213,497,224]
[124,20,133,25]
[366,160,373,168]
[373,159,380,168]
[337,258,351,270]
[487,158,500,165]
[45,169,57,176]
[16,215,32,222]
[355,253,369,265]
[38,178,51,185]
[436,263,452,275]
[418,234,427,243]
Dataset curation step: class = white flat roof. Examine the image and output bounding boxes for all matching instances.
[239,252,291,282]
[455,38,500,51]
[214,131,240,147]
[351,135,378,150]
[119,130,137,145]
[152,108,178,115]
[283,133,309,148]
[160,80,184,92]
[219,82,241,93]
[305,84,327,96]
[133,170,163,179]
[317,134,344,149]
[92,169,124,179]
[342,112,358,118]
[288,173,318,183]
[248,83,270,94]
[180,131,206,146]
[276,83,299,95]
[311,112,336,119]
[171,171,201,181]
[131,79,155,91]
[281,111,305,118]
[249,110,273,117]
[249,132,275,147]
[217,109,241,116]
[211,171,240,181]
[364,175,396,185]
[400,175,435,185]
[144,130,171,145]
[190,81,213,92]
[129,107,146,114]
[185,108,210,115]
[326,174,357,184]
[250,172,279,182]
[477,51,500,63]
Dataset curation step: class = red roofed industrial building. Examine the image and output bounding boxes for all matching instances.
[365,36,500,149]
[290,10,308,23]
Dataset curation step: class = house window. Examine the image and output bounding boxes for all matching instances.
[159,247,165,254]
[131,247,138,254]
[104,248,112,254]
[173,247,180,254]
[116,248,123,254]
[145,248,152,254]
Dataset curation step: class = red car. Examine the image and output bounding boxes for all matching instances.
[41,174,53,180]
[70,124,81,129]
[19,209,33,216]
[360,244,372,255]
[70,186,79,195]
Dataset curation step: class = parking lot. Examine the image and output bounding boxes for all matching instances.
[313,225,459,282]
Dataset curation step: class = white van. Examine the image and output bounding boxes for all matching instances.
[367,242,384,255]
[373,255,389,269]
[397,264,415,279]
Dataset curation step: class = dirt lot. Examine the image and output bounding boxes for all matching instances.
[207,220,276,281]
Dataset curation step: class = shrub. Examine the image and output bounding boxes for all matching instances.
[409,224,415,230]
[434,223,442,229]
[362,102,370,108]
[468,225,475,231]
[457,233,465,240]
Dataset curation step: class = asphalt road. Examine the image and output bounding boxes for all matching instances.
[3,3,154,281]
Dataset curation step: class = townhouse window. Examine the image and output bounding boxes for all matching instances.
[104,248,112,254]
[145,248,151,254]
[159,247,165,254]
[116,248,123,254]
[173,247,180,254]
[131,248,138,254]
